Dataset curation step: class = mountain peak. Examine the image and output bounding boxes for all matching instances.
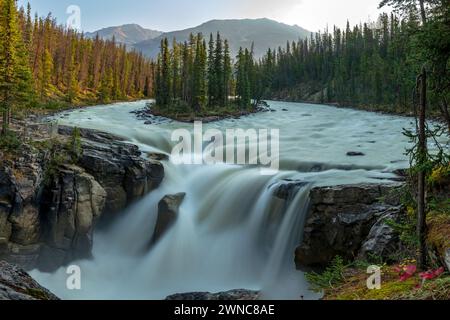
[85,24,163,47]
[133,18,311,59]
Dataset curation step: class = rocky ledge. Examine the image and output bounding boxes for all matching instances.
[0,123,164,272]
[295,183,405,268]
[0,260,58,300]
[166,289,260,300]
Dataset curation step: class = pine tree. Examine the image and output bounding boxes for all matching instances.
[213,32,224,107]
[236,47,251,108]
[207,33,216,108]
[222,39,232,107]
[161,38,172,107]
[171,39,181,102]
[98,67,113,103]
[192,34,207,112]
[0,0,33,133]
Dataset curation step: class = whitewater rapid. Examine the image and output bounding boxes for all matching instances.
[31,100,417,300]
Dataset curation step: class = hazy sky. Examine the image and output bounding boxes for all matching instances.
[18,0,389,33]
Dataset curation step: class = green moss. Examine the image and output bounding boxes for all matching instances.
[26,288,52,300]
[427,212,450,256]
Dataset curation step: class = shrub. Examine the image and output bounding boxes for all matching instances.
[305,256,347,292]
[0,131,22,152]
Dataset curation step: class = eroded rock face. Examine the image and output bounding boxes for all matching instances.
[358,208,401,262]
[38,165,107,272]
[295,184,404,268]
[58,126,165,215]
[166,289,260,301]
[0,261,59,300]
[152,193,186,244]
[0,124,165,271]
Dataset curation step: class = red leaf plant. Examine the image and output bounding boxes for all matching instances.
[394,265,417,282]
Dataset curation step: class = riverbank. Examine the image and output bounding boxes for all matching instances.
[13,96,148,122]
[302,170,450,300]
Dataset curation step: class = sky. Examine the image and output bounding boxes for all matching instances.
[18,0,389,33]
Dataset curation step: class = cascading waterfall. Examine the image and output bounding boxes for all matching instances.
[32,162,319,300]
[31,100,417,300]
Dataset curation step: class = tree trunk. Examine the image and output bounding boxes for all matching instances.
[1,109,7,135]
[439,98,450,134]
[417,66,428,270]
[418,0,427,25]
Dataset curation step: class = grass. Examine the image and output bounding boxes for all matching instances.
[309,261,450,300]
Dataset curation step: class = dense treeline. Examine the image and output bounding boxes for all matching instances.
[154,32,258,112]
[0,0,154,134]
[256,0,449,124]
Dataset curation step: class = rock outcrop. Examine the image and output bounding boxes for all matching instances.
[0,261,59,300]
[295,184,404,268]
[0,123,164,271]
[58,126,165,215]
[151,193,186,244]
[166,289,260,301]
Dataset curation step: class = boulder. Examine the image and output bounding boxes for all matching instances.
[166,289,260,301]
[295,184,404,268]
[151,193,186,244]
[0,260,59,300]
[347,152,365,157]
[358,208,402,262]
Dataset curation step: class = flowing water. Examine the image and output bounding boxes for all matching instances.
[31,100,419,300]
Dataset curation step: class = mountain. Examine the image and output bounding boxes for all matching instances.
[85,24,163,47]
[133,18,311,59]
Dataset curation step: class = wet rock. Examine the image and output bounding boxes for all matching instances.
[347,151,365,157]
[273,180,308,201]
[166,289,260,301]
[152,193,186,244]
[0,261,59,300]
[295,183,404,268]
[358,208,402,262]
[147,152,169,161]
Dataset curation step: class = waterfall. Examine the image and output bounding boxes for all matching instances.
[32,99,415,300]
[31,162,319,300]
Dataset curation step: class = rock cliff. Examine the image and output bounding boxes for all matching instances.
[0,123,164,272]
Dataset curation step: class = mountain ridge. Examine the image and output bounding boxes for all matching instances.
[134,18,311,59]
[87,18,312,59]
[85,24,163,47]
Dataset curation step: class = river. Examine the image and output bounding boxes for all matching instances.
[31,100,417,300]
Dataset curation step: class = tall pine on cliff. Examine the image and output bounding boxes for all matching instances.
[0,0,33,134]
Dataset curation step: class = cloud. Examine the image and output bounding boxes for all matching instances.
[239,0,303,18]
